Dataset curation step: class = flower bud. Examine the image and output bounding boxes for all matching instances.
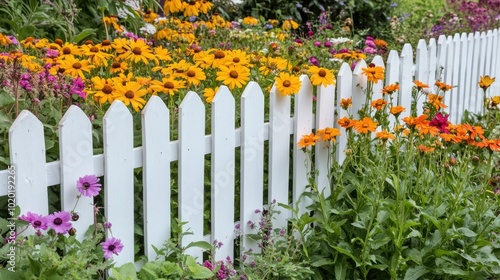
[72,212,79,221]
[69,228,77,236]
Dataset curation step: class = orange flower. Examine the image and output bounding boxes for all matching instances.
[382,83,399,95]
[417,124,440,136]
[479,75,495,90]
[413,80,429,90]
[353,117,378,134]
[340,98,352,110]
[435,81,453,91]
[316,127,341,142]
[418,144,434,153]
[403,114,428,128]
[373,39,388,50]
[362,63,384,84]
[390,105,406,116]
[376,130,395,141]
[298,133,320,148]
[427,94,447,110]
[338,116,355,129]
[371,98,387,111]
[491,96,500,106]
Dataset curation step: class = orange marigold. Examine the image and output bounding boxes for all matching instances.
[362,63,384,84]
[390,105,406,116]
[427,94,447,110]
[413,80,429,90]
[340,98,352,110]
[371,98,387,111]
[435,81,453,91]
[353,117,378,134]
[316,127,341,142]
[338,116,355,129]
[382,83,399,95]
[298,133,320,148]
[418,144,434,153]
[376,130,395,141]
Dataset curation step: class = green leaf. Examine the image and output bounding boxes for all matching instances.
[185,241,213,251]
[334,259,347,280]
[403,266,429,280]
[186,256,214,279]
[456,227,477,238]
[138,262,161,280]
[110,263,138,280]
[73,28,96,43]
[0,93,15,107]
[28,256,43,276]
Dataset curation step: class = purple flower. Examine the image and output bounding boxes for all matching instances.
[70,77,87,98]
[77,175,101,197]
[46,211,72,234]
[324,41,332,48]
[204,260,213,270]
[365,40,376,48]
[309,56,319,66]
[429,112,450,133]
[101,237,124,259]
[19,211,48,231]
[364,46,376,54]
[103,221,112,229]
[313,41,321,47]
[7,36,19,45]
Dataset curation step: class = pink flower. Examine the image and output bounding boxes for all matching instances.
[46,211,72,234]
[77,175,102,197]
[19,212,48,231]
[101,237,124,259]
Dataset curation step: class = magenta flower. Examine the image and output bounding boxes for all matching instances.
[19,211,48,231]
[429,112,450,133]
[101,237,124,259]
[77,175,101,197]
[46,211,72,234]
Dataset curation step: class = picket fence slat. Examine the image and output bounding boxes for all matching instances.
[436,35,447,81]
[103,101,135,266]
[399,44,413,118]
[351,59,368,118]
[141,95,171,261]
[335,63,352,165]
[178,91,205,260]
[443,36,454,115]
[492,29,500,94]
[268,84,291,230]
[450,34,461,123]
[371,55,385,102]
[427,38,437,87]
[471,32,482,113]
[59,105,94,240]
[240,81,265,255]
[211,86,235,261]
[485,30,493,82]
[386,50,400,128]
[315,83,335,197]
[9,110,48,235]
[457,33,469,121]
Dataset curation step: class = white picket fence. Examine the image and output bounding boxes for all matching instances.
[1,29,499,267]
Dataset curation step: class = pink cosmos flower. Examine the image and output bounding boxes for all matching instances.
[101,237,124,259]
[77,175,102,197]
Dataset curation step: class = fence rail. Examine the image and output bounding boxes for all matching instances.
[1,29,499,267]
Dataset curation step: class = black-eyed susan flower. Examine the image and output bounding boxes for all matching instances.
[109,60,128,74]
[113,81,148,112]
[203,86,219,103]
[216,64,250,90]
[59,55,94,79]
[59,42,83,58]
[150,77,186,96]
[274,72,301,96]
[242,16,259,26]
[82,44,113,67]
[183,65,207,87]
[282,19,299,31]
[90,77,116,105]
[163,0,183,14]
[120,39,158,65]
[183,0,200,17]
[308,66,335,87]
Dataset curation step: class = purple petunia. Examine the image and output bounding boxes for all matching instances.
[19,212,48,231]
[101,237,124,259]
[46,211,72,234]
[77,175,102,197]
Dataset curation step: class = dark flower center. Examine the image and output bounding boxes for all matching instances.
[34,220,41,227]
[189,0,196,5]
[102,85,113,94]
[164,82,175,89]
[132,47,142,55]
[55,39,63,46]
[108,245,116,251]
[72,62,82,69]
[229,70,238,79]
[90,46,99,53]
[83,182,90,190]
[102,40,111,46]
[214,50,225,59]
[283,80,291,87]
[54,218,63,225]
[233,57,240,63]
[125,90,135,99]
[62,47,71,55]
[112,62,121,68]
[58,67,66,74]
[318,69,326,77]
[187,70,196,77]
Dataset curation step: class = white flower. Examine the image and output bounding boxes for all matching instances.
[329,37,353,46]
[140,23,157,35]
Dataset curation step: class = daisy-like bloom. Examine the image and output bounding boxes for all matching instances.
[376,130,395,141]
[427,94,447,110]
[109,60,128,74]
[417,123,440,136]
[210,49,227,68]
[216,64,250,90]
[76,175,102,197]
[81,44,113,67]
[59,55,94,79]
[121,39,158,65]
[0,33,12,46]
[479,75,495,90]
[308,66,335,87]
[338,116,355,129]
[316,127,341,142]
[163,0,183,14]
[274,72,301,96]
[382,83,399,95]
[113,81,148,112]
[46,211,72,234]
[59,42,83,58]
[183,65,207,87]
[150,77,186,96]
[403,114,428,128]
[362,63,384,84]
[298,133,320,148]
[491,96,500,107]
[111,38,130,55]
[242,16,259,26]
[340,98,352,110]
[154,45,173,63]
[19,212,48,231]
[225,50,251,67]
[413,80,429,91]
[371,98,387,111]
[435,81,453,92]
[350,51,367,61]
[259,57,289,76]
[101,237,124,259]
[203,86,219,103]
[90,77,116,105]
[282,19,299,30]
[99,39,113,52]
[142,9,158,23]
[183,0,200,17]
[418,144,435,153]
[199,0,213,13]
[373,39,388,50]
[353,117,378,134]
[390,105,406,117]
[102,16,123,32]
[21,36,37,48]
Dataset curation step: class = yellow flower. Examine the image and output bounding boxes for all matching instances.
[203,86,219,103]
[274,72,302,96]
[120,39,158,65]
[479,75,495,90]
[199,0,214,14]
[242,16,259,26]
[150,77,186,96]
[308,66,335,87]
[362,64,384,84]
[183,65,207,87]
[109,60,128,74]
[376,130,395,141]
[491,96,500,106]
[183,0,200,17]
[113,81,148,112]
[163,0,183,14]
[0,33,12,46]
[90,77,115,105]
[81,44,113,67]
[216,64,250,90]
[58,42,83,58]
[282,19,299,30]
[59,55,94,79]
[382,83,399,95]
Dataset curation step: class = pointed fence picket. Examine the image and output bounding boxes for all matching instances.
[2,29,500,269]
